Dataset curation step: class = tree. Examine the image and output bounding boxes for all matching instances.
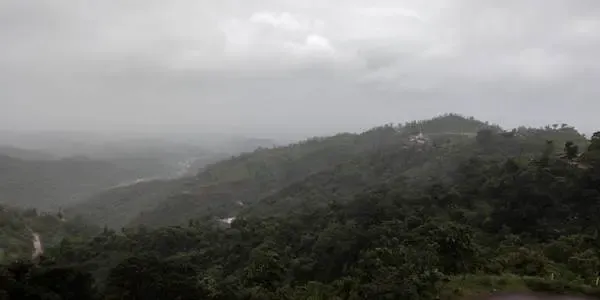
[476,129,495,146]
[0,261,98,300]
[564,141,579,160]
[105,254,203,300]
[242,241,285,290]
[589,132,600,151]
[429,222,479,275]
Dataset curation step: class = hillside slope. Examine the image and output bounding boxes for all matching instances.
[130,115,587,227]
[66,178,190,229]
[69,114,503,228]
[0,205,97,263]
[242,124,587,217]
[0,155,174,210]
[68,114,587,229]
[5,129,599,299]
[82,132,367,228]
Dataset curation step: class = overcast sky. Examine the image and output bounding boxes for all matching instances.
[1,0,599,138]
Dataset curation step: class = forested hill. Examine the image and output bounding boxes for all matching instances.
[69,114,588,229]
[240,123,587,217]
[68,114,500,228]
[2,125,600,299]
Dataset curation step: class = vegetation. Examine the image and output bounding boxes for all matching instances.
[2,114,600,299]
[75,114,503,228]
[66,178,190,229]
[0,154,178,210]
[0,141,230,212]
[0,205,97,263]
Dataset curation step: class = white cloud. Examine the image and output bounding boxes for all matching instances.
[420,42,459,58]
[570,19,600,38]
[509,48,570,80]
[250,12,304,31]
[285,34,334,56]
[216,11,336,65]
[356,6,425,21]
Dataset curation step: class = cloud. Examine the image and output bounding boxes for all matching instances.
[508,48,571,80]
[356,7,425,21]
[284,35,335,59]
[1,0,599,137]
[249,12,316,31]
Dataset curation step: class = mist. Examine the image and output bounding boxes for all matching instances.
[3,1,600,296]
[1,0,599,138]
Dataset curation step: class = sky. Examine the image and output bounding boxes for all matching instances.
[1,0,599,138]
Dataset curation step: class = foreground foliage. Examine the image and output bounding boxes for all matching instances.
[0,206,97,263]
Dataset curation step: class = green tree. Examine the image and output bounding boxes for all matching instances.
[564,141,579,160]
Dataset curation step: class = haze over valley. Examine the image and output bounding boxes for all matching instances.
[2,0,600,299]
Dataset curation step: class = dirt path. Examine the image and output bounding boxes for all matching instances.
[25,227,43,259]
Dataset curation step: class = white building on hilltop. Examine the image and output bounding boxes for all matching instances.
[408,123,429,145]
